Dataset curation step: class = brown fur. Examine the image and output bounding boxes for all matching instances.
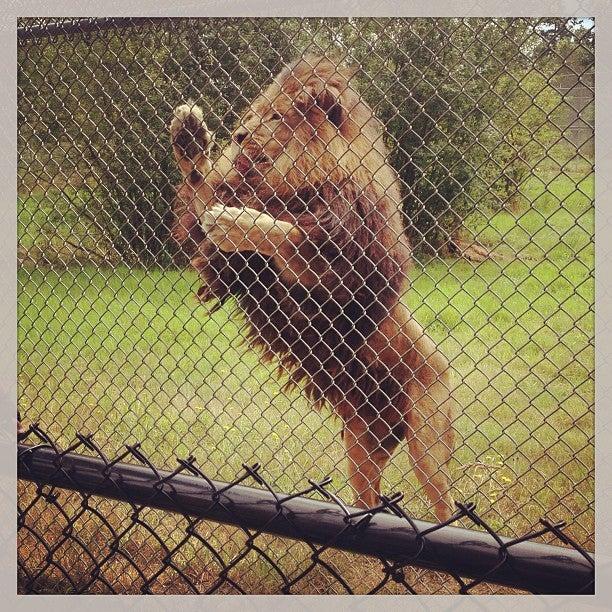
[170,56,455,520]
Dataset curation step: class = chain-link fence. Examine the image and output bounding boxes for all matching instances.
[17,424,594,595]
[17,17,594,594]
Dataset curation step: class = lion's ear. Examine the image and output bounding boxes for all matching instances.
[299,81,345,129]
[314,85,345,129]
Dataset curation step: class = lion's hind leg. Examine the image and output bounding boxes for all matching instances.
[342,403,406,510]
[403,318,456,522]
[170,103,212,180]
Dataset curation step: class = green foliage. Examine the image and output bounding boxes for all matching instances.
[484,66,564,209]
[18,18,594,261]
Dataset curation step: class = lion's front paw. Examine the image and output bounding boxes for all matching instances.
[170,103,212,165]
[202,204,274,253]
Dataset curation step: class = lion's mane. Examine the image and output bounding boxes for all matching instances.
[174,56,412,410]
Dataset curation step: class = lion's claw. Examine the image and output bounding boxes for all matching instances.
[170,103,211,160]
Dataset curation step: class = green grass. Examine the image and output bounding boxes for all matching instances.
[18,167,594,548]
[18,187,111,264]
[464,170,594,262]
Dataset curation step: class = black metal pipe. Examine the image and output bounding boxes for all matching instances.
[18,443,594,594]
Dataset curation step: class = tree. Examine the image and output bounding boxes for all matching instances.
[18,17,594,263]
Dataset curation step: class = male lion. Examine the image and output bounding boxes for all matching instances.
[170,55,455,521]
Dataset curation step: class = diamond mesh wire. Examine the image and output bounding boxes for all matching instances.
[17,424,594,595]
[17,17,594,594]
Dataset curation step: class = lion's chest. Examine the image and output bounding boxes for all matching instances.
[211,250,379,365]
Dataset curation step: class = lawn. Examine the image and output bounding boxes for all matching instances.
[17,168,594,552]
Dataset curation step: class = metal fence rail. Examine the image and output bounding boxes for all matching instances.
[18,16,594,594]
[18,425,594,595]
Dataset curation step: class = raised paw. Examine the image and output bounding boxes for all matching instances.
[201,204,276,253]
[170,103,212,178]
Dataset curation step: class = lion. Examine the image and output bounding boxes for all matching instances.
[169,55,456,521]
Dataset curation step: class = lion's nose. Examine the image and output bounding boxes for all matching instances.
[234,129,248,144]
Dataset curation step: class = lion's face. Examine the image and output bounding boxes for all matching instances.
[206,56,393,203]
[230,93,300,169]
[227,85,339,192]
